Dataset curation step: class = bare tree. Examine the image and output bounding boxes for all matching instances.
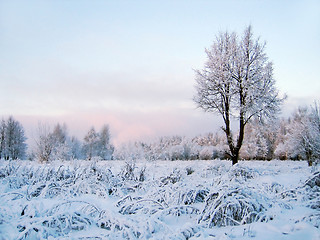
[83,127,99,160]
[69,136,83,160]
[97,125,114,160]
[288,103,320,166]
[0,119,6,159]
[2,117,27,160]
[34,123,54,162]
[50,123,71,161]
[51,123,67,146]
[0,117,27,160]
[82,125,114,160]
[194,26,283,164]
[6,117,27,160]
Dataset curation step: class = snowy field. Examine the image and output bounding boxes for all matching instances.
[0,159,319,239]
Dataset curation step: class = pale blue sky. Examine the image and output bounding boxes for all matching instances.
[1,0,319,145]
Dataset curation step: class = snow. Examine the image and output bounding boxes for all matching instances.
[0,159,319,239]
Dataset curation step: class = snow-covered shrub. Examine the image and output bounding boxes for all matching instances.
[302,172,320,210]
[13,201,100,239]
[169,222,199,239]
[199,187,267,227]
[228,165,257,181]
[160,168,181,185]
[118,196,165,215]
[188,144,201,160]
[97,209,143,239]
[199,146,213,160]
[179,189,209,205]
[186,167,194,175]
[274,142,289,160]
[264,182,285,194]
[114,143,145,161]
[120,160,136,181]
[305,172,320,188]
[240,120,270,160]
[276,105,320,165]
[138,166,146,182]
[50,143,72,161]
[302,213,320,228]
[168,144,185,160]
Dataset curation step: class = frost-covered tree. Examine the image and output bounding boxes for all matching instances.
[34,124,54,162]
[83,127,99,160]
[194,25,283,164]
[82,125,114,160]
[287,104,320,166]
[0,117,27,160]
[240,119,271,160]
[51,123,67,145]
[0,120,6,159]
[34,123,74,162]
[50,123,71,161]
[97,125,114,160]
[69,136,83,159]
[308,102,320,161]
[260,119,280,160]
[114,142,145,161]
[274,118,291,160]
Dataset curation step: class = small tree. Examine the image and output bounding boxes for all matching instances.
[288,104,320,166]
[70,136,83,159]
[240,119,271,160]
[194,26,283,164]
[83,127,99,160]
[50,123,71,161]
[34,123,54,162]
[0,117,27,160]
[0,120,6,159]
[309,102,320,162]
[51,123,67,145]
[97,125,114,160]
[82,125,114,160]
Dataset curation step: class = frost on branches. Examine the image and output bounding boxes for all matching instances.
[194,25,283,164]
[34,124,114,162]
[275,103,320,166]
[0,117,26,160]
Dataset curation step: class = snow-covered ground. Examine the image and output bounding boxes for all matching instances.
[0,159,319,239]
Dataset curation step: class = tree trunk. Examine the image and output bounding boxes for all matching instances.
[232,154,238,165]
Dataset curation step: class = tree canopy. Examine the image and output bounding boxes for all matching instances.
[194,26,283,164]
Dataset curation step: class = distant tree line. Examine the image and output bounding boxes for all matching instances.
[113,103,320,166]
[33,123,114,162]
[1,103,320,166]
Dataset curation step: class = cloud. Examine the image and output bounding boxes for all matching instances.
[1,59,194,115]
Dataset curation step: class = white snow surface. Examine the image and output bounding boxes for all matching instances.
[0,159,319,239]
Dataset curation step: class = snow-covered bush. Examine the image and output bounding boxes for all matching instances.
[179,189,209,205]
[168,144,185,160]
[199,187,267,227]
[305,172,320,189]
[199,146,213,160]
[120,160,137,181]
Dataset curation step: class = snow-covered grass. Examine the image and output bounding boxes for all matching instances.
[0,159,319,239]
